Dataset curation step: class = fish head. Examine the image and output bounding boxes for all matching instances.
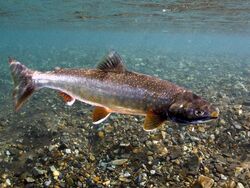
[167,92,219,124]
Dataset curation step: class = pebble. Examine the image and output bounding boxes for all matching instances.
[215,164,224,174]
[119,176,131,182]
[185,155,200,175]
[236,182,245,188]
[235,167,243,176]
[5,150,10,156]
[111,159,128,166]
[65,148,71,154]
[32,167,47,176]
[198,126,205,133]
[89,153,96,161]
[44,179,52,186]
[219,119,226,126]
[195,175,214,188]
[50,166,60,179]
[232,121,242,129]
[150,170,156,175]
[220,174,227,180]
[225,180,236,188]
[25,177,35,183]
[5,179,11,186]
[98,131,105,139]
[103,180,110,186]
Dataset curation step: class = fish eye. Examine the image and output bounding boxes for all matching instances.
[194,110,204,116]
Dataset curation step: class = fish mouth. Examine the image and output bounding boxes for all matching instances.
[170,115,218,125]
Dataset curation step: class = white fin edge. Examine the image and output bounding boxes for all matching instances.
[93,113,111,124]
[66,98,76,106]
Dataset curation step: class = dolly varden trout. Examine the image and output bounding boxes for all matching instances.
[9,51,219,131]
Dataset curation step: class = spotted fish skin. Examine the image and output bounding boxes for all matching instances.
[35,69,183,114]
[9,51,219,131]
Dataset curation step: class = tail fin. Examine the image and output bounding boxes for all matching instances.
[9,58,36,111]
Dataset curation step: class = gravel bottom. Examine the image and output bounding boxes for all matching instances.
[0,54,249,187]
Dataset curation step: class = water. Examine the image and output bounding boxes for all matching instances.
[0,1,249,187]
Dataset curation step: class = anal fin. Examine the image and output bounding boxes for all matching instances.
[93,106,111,124]
[58,91,75,106]
[143,111,165,131]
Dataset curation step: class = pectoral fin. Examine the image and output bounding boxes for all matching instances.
[92,106,111,124]
[58,91,75,106]
[143,112,165,131]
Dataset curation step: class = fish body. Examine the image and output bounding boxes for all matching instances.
[9,51,219,130]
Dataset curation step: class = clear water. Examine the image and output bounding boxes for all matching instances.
[0,1,249,187]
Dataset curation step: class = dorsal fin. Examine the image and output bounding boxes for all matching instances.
[97,51,126,73]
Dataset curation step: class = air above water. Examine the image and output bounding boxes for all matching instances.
[0,1,249,187]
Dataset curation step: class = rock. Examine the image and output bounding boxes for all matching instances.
[225,180,236,188]
[198,126,205,133]
[111,159,128,166]
[236,182,245,188]
[219,119,226,126]
[235,167,243,176]
[169,146,182,160]
[220,174,227,180]
[215,164,224,174]
[123,171,131,177]
[5,150,10,156]
[184,155,201,175]
[150,170,156,175]
[50,166,60,179]
[58,142,67,150]
[65,148,71,154]
[32,167,47,177]
[44,179,52,186]
[89,153,95,161]
[5,179,11,186]
[193,175,214,188]
[136,173,148,186]
[25,177,35,183]
[232,121,242,130]
[103,180,110,186]
[98,131,105,139]
[119,176,131,182]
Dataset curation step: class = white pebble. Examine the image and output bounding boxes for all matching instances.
[236,182,245,188]
[6,179,11,185]
[5,150,10,156]
[44,179,52,186]
[220,174,227,180]
[65,149,71,154]
[150,170,156,175]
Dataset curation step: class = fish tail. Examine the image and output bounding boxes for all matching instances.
[9,57,36,111]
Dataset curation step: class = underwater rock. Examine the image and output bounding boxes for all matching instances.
[50,166,60,179]
[184,155,201,175]
[232,121,242,130]
[193,175,214,188]
[25,177,35,183]
[169,146,182,160]
[32,167,47,177]
[236,182,245,188]
[214,163,224,174]
[111,159,128,166]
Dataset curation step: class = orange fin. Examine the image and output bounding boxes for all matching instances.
[143,112,165,131]
[58,92,75,106]
[92,106,111,124]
